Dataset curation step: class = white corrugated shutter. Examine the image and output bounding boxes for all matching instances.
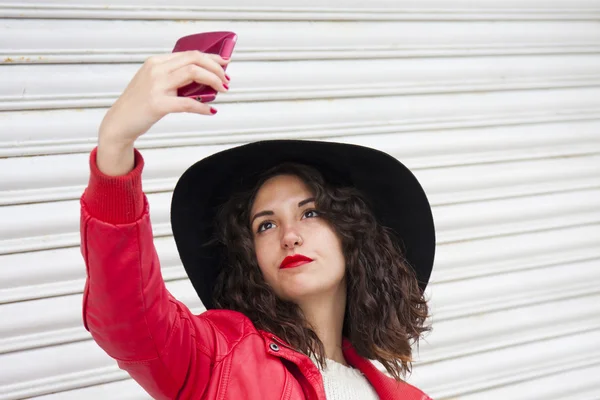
[1,1,600,399]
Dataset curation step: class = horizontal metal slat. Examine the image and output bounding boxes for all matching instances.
[3,19,600,64]
[31,378,147,400]
[430,259,600,321]
[433,187,600,243]
[452,362,600,400]
[432,223,600,282]
[2,87,600,157]
[0,236,182,304]
[0,339,129,400]
[411,328,600,399]
[3,0,600,21]
[3,55,600,111]
[0,279,201,354]
[421,293,600,364]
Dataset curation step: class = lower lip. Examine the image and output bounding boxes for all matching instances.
[280,260,312,269]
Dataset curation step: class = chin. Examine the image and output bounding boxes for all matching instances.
[279,285,317,302]
[279,280,339,302]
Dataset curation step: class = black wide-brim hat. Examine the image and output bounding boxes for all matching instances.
[171,140,436,310]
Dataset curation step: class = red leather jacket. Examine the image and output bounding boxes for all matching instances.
[80,148,431,400]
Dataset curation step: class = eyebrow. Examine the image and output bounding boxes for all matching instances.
[250,197,316,225]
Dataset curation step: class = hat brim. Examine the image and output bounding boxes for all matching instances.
[170,140,436,310]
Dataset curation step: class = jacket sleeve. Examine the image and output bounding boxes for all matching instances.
[80,147,215,399]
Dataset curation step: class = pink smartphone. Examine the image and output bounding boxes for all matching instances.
[172,31,237,103]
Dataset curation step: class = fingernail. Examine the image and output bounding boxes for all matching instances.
[223,83,229,90]
[222,56,230,60]
[210,107,218,115]
[225,74,231,81]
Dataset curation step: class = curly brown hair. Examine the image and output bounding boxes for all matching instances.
[212,162,430,380]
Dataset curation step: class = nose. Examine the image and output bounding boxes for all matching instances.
[281,224,303,249]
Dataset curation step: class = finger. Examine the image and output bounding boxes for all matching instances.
[202,53,231,81]
[163,51,230,81]
[205,52,231,66]
[163,96,218,116]
[182,51,231,67]
[167,64,228,93]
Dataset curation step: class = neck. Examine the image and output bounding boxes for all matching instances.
[297,281,348,366]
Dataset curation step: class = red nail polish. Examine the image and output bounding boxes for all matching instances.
[210,107,218,115]
[223,83,229,90]
[225,74,231,81]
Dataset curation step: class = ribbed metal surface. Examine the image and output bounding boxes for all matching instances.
[1,1,600,399]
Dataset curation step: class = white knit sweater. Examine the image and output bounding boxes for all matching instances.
[312,358,379,400]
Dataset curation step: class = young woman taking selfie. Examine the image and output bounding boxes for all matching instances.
[80,47,436,399]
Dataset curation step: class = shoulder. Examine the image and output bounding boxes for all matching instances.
[196,309,261,349]
[396,380,432,400]
[409,384,432,400]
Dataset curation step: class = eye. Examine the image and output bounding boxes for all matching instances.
[303,209,319,219]
[257,221,275,233]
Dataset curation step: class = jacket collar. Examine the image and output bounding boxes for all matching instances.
[342,338,429,400]
[259,331,428,400]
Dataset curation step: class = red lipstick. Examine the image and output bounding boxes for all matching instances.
[280,254,313,269]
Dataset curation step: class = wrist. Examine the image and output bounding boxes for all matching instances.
[84,147,146,224]
[97,108,136,156]
[97,136,136,176]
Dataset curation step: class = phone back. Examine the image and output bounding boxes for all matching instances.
[172,31,237,102]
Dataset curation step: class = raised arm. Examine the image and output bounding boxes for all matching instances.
[80,52,230,399]
[81,147,204,398]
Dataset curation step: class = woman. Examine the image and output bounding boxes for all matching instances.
[80,50,436,399]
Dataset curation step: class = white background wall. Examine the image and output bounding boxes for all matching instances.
[1,1,600,399]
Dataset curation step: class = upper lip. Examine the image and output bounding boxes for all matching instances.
[279,254,313,269]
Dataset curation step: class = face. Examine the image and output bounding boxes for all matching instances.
[250,174,346,303]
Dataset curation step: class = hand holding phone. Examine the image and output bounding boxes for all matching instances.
[172,31,237,103]
[96,33,234,175]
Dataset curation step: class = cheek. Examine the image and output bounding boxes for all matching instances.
[333,241,346,274]
[253,238,276,278]
[318,228,345,270]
